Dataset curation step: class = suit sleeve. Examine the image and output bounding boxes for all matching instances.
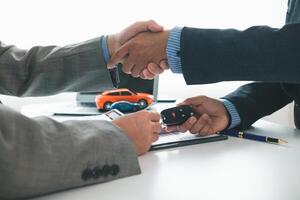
[180,24,300,84]
[222,82,293,130]
[0,105,140,199]
[0,38,141,199]
[0,37,113,96]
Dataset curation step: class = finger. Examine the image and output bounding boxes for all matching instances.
[166,117,196,132]
[147,20,164,32]
[139,71,146,79]
[177,96,206,107]
[148,62,164,75]
[165,125,178,132]
[130,20,163,34]
[131,65,144,78]
[143,67,156,79]
[152,122,162,133]
[198,122,215,136]
[189,114,210,134]
[176,101,189,107]
[182,96,208,107]
[119,22,150,44]
[122,57,135,74]
[131,66,141,78]
[142,68,156,79]
[140,68,155,79]
[149,111,161,122]
[159,59,169,70]
[178,116,197,132]
[198,125,214,136]
[108,44,130,69]
[152,132,160,142]
[161,126,169,133]
[198,116,214,136]
[120,20,163,44]
[176,97,198,107]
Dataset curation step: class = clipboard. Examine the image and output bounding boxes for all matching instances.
[150,131,228,151]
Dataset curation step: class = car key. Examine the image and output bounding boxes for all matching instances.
[160,105,196,126]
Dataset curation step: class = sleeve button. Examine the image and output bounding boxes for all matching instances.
[102,165,110,177]
[82,168,93,181]
[110,164,120,176]
[93,166,103,179]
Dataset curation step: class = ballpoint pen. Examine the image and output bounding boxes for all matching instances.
[220,129,288,144]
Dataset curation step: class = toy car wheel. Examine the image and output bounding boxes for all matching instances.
[103,102,112,111]
[138,99,148,108]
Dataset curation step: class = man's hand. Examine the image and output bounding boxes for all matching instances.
[107,20,163,56]
[112,110,162,155]
[107,20,169,77]
[166,96,230,136]
[108,30,170,78]
[140,60,169,79]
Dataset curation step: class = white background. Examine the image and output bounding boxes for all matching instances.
[0,0,293,126]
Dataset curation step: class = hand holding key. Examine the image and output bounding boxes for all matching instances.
[164,96,230,136]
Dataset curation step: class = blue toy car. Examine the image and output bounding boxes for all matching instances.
[111,101,141,113]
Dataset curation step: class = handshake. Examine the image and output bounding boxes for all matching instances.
[106,20,170,79]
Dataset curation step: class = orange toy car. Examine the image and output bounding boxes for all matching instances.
[95,88,153,111]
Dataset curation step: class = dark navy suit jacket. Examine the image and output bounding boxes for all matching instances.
[180,0,300,130]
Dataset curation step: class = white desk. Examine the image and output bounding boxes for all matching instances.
[22,103,300,200]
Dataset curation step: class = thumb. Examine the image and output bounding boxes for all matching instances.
[130,20,163,34]
[119,20,163,44]
[176,99,193,107]
[147,20,164,32]
[181,96,208,107]
[159,59,169,70]
[176,101,188,107]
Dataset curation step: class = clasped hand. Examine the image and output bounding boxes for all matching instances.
[107,20,170,79]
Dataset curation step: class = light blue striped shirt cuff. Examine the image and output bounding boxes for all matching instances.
[166,27,183,73]
[100,35,110,64]
[220,99,241,129]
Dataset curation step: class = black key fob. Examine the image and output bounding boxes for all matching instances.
[109,67,120,88]
[161,105,195,126]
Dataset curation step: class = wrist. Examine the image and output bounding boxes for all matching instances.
[107,34,118,57]
[166,27,183,73]
[220,99,241,129]
[223,106,232,130]
[163,30,170,59]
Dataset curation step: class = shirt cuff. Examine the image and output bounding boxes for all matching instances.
[100,35,110,64]
[220,99,241,129]
[166,27,183,73]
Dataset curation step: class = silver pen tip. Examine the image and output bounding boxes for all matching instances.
[279,139,288,144]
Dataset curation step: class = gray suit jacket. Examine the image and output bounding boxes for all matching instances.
[0,37,140,199]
